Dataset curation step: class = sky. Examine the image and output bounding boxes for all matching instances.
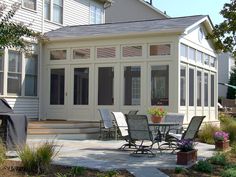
[152,0,231,25]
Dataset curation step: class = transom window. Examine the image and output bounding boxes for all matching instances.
[90,5,103,24]
[150,44,171,56]
[23,0,36,10]
[122,46,142,57]
[196,50,203,63]
[204,54,210,66]
[210,56,216,67]
[97,47,116,59]
[44,0,63,24]
[73,48,90,59]
[180,44,188,58]
[50,50,66,60]
[189,47,195,61]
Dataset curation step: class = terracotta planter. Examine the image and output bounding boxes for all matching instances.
[151,115,162,123]
[177,149,197,165]
[215,140,230,151]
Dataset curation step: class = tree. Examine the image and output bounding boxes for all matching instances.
[227,67,236,99]
[207,0,236,57]
[0,2,40,51]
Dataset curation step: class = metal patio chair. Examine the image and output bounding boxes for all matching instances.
[163,113,185,134]
[127,110,139,115]
[161,116,205,152]
[98,109,117,139]
[126,114,162,156]
[111,112,136,149]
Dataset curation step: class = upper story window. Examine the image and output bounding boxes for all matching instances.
[180,44,188,59]
[122,46,142,58]
[23,0,36,10]
[150,44,171,56]
[50,50,67,60]
[97,47,116,59]
[44,0,63,24]
[73,48,90,59]
[189,47,195,62]
[90,4,103,24]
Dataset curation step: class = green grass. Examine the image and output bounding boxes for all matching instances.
[198,123,220,144]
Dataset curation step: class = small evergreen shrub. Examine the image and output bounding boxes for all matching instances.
[209,152,228,166]
[194,160,213,173]
[198,123,220,144]
[221,167,236,177]
[175,167,184,174]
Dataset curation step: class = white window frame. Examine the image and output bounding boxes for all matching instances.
[44,0,64,25]
[22,0,37,11]
[90,3,104,24]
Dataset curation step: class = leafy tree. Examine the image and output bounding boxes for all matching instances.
[207,0,236,57]
[0,2,40,51]
[227,67,236,99]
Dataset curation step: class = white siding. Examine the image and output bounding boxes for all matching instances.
[5,97,39,119]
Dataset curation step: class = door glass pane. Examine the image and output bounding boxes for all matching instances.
[0,54,3,71]
[8,51,21,72]
[124,66,140,105]
[180,66,186,106]
[211,74,215,107]
[74,68,89,105]
[189,68,194,106]
[0,72,3,95]
[197,71,202,106]
[151,65,169,106]
[7,73,21,95]
[98,67,114,105]
[44,0,50,20]
[204,73,209,106]
[50,69,65,105]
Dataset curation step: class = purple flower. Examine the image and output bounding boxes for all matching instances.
[214,131,229,142]
[177,139,195,152]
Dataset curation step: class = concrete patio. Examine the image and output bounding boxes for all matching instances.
[26,139,215,177]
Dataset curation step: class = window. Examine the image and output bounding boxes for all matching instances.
[198,28,204,42]
[98,67,114,105]
[44,0,63,24]
[122,46,142,57]
[189,47,195,61]
[73,48,90,59]
[90,5,103,24]
[50,69,64,105]
[0,53,3,95]
[180,44,188,58]
[180,66,186,106]
[50,50,66,60]
[25,54,38,96]
[196,50,203,63]
[210,56,216,67]
[8,51,22,95]
[204,54,209,65]
[44,0,50,20]
[53,0,63,24]
[189,68,194,106]
[204,73,209,106]
[151,65,169,106]
[197,71,202,106]
[97,47,116,58]
[23,0,36,10]
[150,44,171,56]
[74,68,89,105]
[211,74,215,107]
[124,66,141,105]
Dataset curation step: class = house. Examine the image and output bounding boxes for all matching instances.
[42,15,218,123]
[105,0,168,23]
[0,0,110,119]
[218,53,235,98]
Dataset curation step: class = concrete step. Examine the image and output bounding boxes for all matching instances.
[28,127,100,134]
[27,133,99,140]
[28,122,100,129]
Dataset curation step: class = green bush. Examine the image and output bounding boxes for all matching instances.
[0,140,6,165]
[209,152,228,166]
[18,141,59,174]
[70,166,85,176]
[194,160,213,173]
[175,167,185,174]
[198,123,220,144]
[219,113,236,143]
[221,167,236,177]
[231,143,236,156]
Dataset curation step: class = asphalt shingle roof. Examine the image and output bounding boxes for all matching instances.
[46,15,207,39]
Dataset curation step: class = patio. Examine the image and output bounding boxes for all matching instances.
[27,139,215,176]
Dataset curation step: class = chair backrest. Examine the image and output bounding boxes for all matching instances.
[127,110,139,115]
[126,114,152,141]
[98,109,113,129]
[111,112,128,137]
[164,113,185,133]
[182,116,205,140]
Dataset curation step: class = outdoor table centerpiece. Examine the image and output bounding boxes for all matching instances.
[147,107,166,123]
[176,139,197,165]
[214,131,229,151]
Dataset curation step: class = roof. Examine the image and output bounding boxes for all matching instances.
[45,15,211,41]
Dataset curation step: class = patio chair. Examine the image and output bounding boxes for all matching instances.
[127,110,139,115]
[126,114,162,156]
[98,109,117,140]
[111,112,136,150]
[163,113,185,134]
[161,116,205,152]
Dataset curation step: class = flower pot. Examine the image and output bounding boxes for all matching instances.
[177,149,197,165]
[215,140,230,151]
[151,115,162,123]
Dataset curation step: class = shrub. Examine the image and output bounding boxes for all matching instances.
[0,140,6,166]
[194,160,213,173]
[198,123,220,144]
[220,113,236,143]
[175,167,185,174]
[209,152,228,166]
[231,143,236,156]
[18,141,59,174]
[70,166,85,176]
[221,167,236,177]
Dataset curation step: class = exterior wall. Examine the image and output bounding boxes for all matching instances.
[41,35,179,121]
[105,0,167,23]
[178,25,218,123]
[218,53,235,98]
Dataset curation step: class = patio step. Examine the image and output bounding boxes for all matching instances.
[27,120,101,140]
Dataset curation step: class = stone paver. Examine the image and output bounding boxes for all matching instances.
[27,139,215,177]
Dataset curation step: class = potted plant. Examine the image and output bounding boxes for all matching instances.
[214,131,229,151]
[147,107,166,123]
[176,139,197,165]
